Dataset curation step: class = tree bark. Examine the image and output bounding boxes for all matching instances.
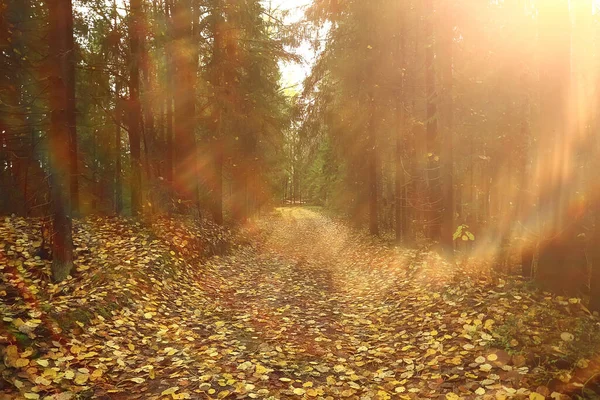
[536,0,572,291]
[211,0,224,225]
[114,81,123,214]
[46,0,74,281]
[129,0,143,216]
[439,0,454,257]
[395,3,407,244]
[590,203,600,311]
[424,0,440,241]
[173,0,199,211]
[65,0,79,215]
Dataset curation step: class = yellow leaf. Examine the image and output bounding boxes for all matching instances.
[333,364,345,373]
[34,376,52,386]
[560,332,574,342]
[24,394,40,400]
[479,363,492,372]
[74,373,89,385]
[15,358,30,368]
[377,390,391,400]
[218,390,231,399]
[307,389,319,397]
[162,387,179,396]
[293,388,306,395]
[90,369,103,381]
[529,393,545,400]
[215,321,225,328]
[131,377,145,384]
[255,364,268,375]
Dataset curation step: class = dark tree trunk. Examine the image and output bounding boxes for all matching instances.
[211,1,224,225]
[536,0,572,290]
[142,34,156,192]
[590,206,600,311]
[64,0,78,215]
[521,244,534,278]
[395,3,406,244]
[368,106,379,236]
[425,0,440,241]
[164,0,174,186]
[114,82,123,214]
[129,0,143,216]
[213,132,224,225]
[439,1,454,257]
[173,0,198,210]
[46,0,74,282]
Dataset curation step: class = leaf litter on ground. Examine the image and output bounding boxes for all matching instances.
[1,208,600,399]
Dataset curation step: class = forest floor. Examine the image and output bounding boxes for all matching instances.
[1,207,600,400]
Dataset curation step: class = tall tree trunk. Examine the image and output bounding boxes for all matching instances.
[46,0,74,281]
[164,0,174,187]
[211,1,224,225]
[395,2,407,244]
[439,0,454,256]
[65,0,78,215]
[142,30,156,200]
[424,0,440,240]
[173,0,198,211]
[114,82,123,214]
[591,193,600,311]
[536,0,572,291]
[129,0,143,216]
[367,100,378,236]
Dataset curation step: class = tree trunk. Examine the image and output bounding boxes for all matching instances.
[536,0,572,291]
[425,0,440,241]
[164,0,174,186]
[211,1,224,225]
[590,204,600,311]
[65,0,78,215]
[367,103,379,236]
[129,0,143,216]
[173,0,198,211]
[394,2,406,244]
[46,0,74,282]
[439,0,454,257]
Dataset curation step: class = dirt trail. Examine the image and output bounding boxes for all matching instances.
[2,208,589,400]
[182,207,535,399]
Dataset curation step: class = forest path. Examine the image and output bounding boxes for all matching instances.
[3,208,583,400]
[175,207,521,399]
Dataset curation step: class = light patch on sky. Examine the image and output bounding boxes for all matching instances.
[267,0,315,94]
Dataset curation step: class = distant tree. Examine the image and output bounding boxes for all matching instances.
[439,0,454,256]
[424,0,440,241]
[128,0,143,215]
[172,0,199,213]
